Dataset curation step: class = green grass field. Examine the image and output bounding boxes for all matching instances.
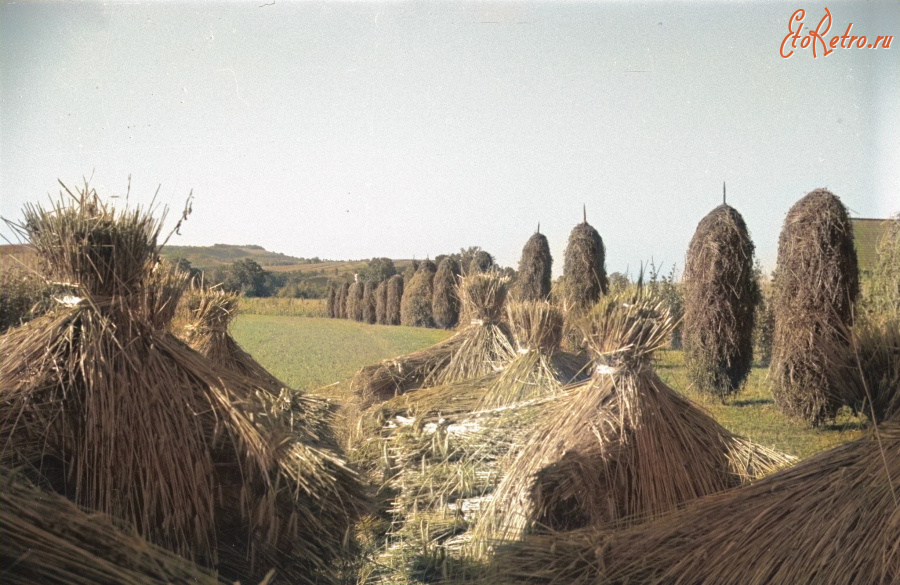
[231,316,864,461]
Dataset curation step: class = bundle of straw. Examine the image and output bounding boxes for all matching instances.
[477,301,588,409]
[472,294,794,553]
[490,423,900,585]
[1,469,228,585]
[0,184,366,583]
[178,286,335,446]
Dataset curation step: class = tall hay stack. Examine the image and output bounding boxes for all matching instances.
[401,259,437,327]
[474,294,792,553]
[362,281,377,324]
[1,470,227,585]
[683,204,759,399]
[516,230,553,301]
[337,281,349,319]
[386,274,404,325]
[0,185,366,583]
[490,423,900,585]
[432,257,461,329]
[348,280,364,321]
[562,218,608,312]
[326,282,337,318]
[469,250,494,274]
[771,189,859,425]
[375,280,388,324]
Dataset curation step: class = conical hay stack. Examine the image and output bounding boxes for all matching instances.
[490,423,900,585]
[516,232,553,301]
[433,256,461,329]
[772,188,859,425]
[179,286,336,447]
[472,294,793,554]
[375,280,388,324]
[337,281,349,319]
[363,281,377,324]
[348,281,363,321]
[386,274,404,325]
[477,301,589,409]
[0,186,366,583]
[326,282,337,318]
[1,469,228,585]
[401,260,437,327]
[683,204,759,399]
[562,221,608,312]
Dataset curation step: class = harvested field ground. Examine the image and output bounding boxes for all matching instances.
[232,316,864,461]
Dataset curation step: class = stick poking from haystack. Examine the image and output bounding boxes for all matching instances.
[1,469,229,585]
[490,423,900,585]
[0,184,366,584]
[477,301,589,409]
[472,293,794,555]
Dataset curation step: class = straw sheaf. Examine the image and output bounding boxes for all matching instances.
[141,260,191,331]
[473,295,793,554]
[683,204,759,399]
[490,423,900,585]
[1,469,228,585]
[363,281,377,324]
[771,189,859,425]
[337,282,349,319]
[516,232,553,302]
[477,301,589,409]
[436,274,516,385]
[0,188,366,583]
[179,287,337,447]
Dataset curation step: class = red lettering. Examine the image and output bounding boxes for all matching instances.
[830,36,840,48]
[841,23,853,48]
[810,8,833,57]
[856,36,867,48]
[781,9,805,58]
[878,36,893,48]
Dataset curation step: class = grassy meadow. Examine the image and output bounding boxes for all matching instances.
[232,315,864,461]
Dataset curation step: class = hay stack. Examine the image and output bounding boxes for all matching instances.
[0,186,366,583]
[491,423,900,585]
[1,469,227,585]
[772,188,859,425]
[363,281,377,324]
[683,204,759,399]
[432,257,461,329]
[337,281,349,319]
[347,281,363,321]
[477,301,588,409]
[386,274,403,325]
[469,250,494,274]
[516,230,552,301]
[562,218,608,312]
[401,260,437,327]
[474,294,793,552]
[326,282,337,318]
[375,280,388,324]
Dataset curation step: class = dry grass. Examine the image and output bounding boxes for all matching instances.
[1,469,229,585]
[490,422,900,585]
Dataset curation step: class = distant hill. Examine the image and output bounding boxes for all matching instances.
[161,243,315,269]
[159,243,416,280]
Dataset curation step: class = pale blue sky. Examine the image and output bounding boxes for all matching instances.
[1,0,897,276]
